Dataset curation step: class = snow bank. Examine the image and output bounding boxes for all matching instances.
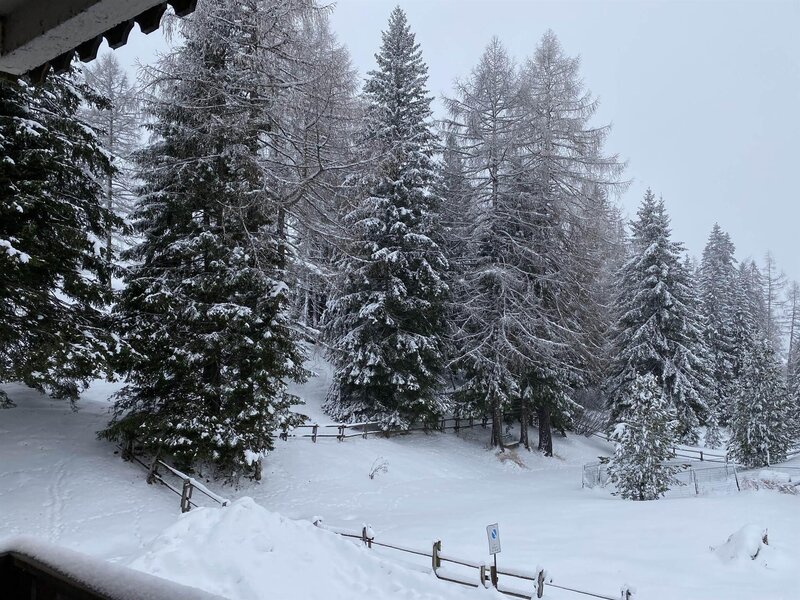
[712,525,772,565]
[128,497,497,600]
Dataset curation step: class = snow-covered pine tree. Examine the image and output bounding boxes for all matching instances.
[607,190,710,441]
[729,340,797,468]
[0,73,116,406]
[698,224,738,424]
[608,372,682,501]
[80,53,141,260]
[731,260,767,380]
[323,7,449,429]
[103,0,310,478]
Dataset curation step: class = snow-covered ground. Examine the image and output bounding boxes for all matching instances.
[3,349,800,600]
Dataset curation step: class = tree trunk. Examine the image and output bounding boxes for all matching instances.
[254,458,262,481]
[519,402,530,450]
[537,405,553,456]
[491,398,504,451]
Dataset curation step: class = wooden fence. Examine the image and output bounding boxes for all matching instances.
[312,519,634,600]
[125,450,230,513]
[279,413,522,446]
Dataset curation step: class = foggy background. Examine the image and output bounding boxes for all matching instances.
[111,0,800,280]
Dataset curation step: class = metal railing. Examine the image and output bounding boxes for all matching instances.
[312,519,634,600]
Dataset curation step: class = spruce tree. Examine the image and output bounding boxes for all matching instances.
[608,373,682,501]
[729,341,796,468]
[607,190,710,441]
[0,73,115,406]
[102,0,308,478]
[323,7,449,428]
[698,224,738,424]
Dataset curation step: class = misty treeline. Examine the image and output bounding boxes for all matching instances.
[1,0,797,485]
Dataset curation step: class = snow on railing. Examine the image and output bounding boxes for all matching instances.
[311,519,632,600]
[277,413,513,443]
[124,449,229,513]
[588,432,729,464]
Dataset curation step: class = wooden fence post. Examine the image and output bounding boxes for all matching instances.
[454,417,460,434]
[146,455,160,485]
[337,425,345,442]
[536,568,545,598]
[733,463,740,491]
[361,526,373,548]
[479,564,487,588]
[691,468,699,495]
[280,424,288,441]
[432,540,441,572]
[700,451,704,461]
[180,478,193,513]
[312,424,318,443]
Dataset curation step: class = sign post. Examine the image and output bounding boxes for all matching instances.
[486,523,501,588]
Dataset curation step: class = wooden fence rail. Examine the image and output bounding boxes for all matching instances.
[124,449,229,513]
[311,519,633,600]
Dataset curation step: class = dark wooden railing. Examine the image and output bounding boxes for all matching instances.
[0,536,227,600]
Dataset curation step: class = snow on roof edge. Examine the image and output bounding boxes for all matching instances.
[0,535,230,600]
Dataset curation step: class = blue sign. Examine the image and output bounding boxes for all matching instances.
[486,523,501,554]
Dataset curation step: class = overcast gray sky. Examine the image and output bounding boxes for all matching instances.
[112,0,800,281]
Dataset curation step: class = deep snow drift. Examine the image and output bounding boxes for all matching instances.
[129,496,499,600]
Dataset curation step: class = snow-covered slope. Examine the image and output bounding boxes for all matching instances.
[3,352,800,600]
[128,496,499,600]
[0,382,178,560]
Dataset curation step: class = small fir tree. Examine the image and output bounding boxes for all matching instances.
[323,7,449,428]
[608,373,682,501]
[728,341,797,468]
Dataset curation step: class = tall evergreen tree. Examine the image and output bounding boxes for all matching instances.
[0,73,116,406]
[698,224,738,424]
[729,340,796,468]
[607,373,681,501]
[323,7,449,428]
[607,190,710,441]
[102,0,310,478]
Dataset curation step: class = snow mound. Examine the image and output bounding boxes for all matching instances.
[712,524,772,565]
[129,497,495,600]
